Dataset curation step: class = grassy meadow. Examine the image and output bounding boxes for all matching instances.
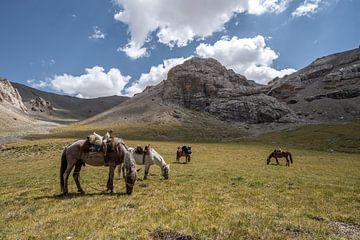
[1,131,360,239]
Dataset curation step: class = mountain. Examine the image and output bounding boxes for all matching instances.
[12,82,129,123]
[84,58,297,127]
[84,48,360,136]
[0,78,40,142]
[267,48,360,122]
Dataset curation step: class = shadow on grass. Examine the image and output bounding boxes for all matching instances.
[172,161,188,164]
[267,163,290,167]
[34,191,128,200]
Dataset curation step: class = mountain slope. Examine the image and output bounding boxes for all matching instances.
[80,48,360,140]
[267,48,360,122]
[12,82,129,123]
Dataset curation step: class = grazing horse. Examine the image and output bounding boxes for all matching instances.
[60,137,137,195]
[118,146,170,180]
[176,146,191,163]
[267,149,293,167]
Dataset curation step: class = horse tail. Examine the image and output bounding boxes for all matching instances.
[288,152,293,164]
[60,146,68,192]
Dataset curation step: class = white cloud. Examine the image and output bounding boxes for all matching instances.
[118,41,148,59]
[50,66,131,98]
[125,57,191,96]
[195,35,296,83]
[89,26,106,40]
[27,79,49,89]
[292,0,321,17]
[113,0,291,59]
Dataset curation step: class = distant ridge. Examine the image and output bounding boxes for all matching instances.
[12,82,129,123]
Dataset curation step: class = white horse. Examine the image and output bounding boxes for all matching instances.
[118,146,170,179]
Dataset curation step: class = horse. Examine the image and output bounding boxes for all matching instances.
[266,149,293,167]
[118,145,170,180]
[176,146,191,163]
[60,137,137,195]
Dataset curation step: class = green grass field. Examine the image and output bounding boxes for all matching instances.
[1,134,359,239]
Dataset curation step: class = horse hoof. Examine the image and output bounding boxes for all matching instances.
[78,190,85,194]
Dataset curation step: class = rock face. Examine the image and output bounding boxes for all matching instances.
[29,96,53,113]
[267,48,360,122]
[0,78,27,112]
[162,58,295,123]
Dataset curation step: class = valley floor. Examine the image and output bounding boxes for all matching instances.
[0,139,359,239]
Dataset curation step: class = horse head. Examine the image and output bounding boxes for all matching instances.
[162,164,170,179]
[124,153,137,195]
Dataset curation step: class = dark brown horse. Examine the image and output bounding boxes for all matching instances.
[176,146,191,163]
[267,149,293,167]
[60,137,137,195]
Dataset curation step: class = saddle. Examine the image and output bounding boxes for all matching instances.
[135,146,144,154]
[182,146,192,154]
[135,145,150,164]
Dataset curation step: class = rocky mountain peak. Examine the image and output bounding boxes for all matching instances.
[162,57,296,123]
[0,78,27,112]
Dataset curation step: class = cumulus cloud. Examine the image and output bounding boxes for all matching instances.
[114,0,291,59]
[89,26,106,40]
[50,66,131,98]
[125,57,191,96]
[292,0,321,17]
[195,35,296,83]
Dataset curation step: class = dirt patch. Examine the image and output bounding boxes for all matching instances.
[284,225,304,235]
[121,203,138,209]
[151,228,193,240]
[333,221,360,239]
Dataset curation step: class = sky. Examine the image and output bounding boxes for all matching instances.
[0,0,359,98]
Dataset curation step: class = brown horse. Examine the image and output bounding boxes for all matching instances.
[267,149,293,166]
[60,137,137,195]
[176,146,191,163]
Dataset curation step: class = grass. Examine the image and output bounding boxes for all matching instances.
[252,121,360,153]
[1,137,359,239]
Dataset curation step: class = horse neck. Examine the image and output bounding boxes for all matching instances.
[151,149,166,167]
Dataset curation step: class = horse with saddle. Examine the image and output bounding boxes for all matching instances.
[176,145,192,163]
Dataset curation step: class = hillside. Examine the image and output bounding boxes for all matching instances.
[0,79,56,143]
[80,48,360,137]
[267,48,360,122]
[12,82,129,123]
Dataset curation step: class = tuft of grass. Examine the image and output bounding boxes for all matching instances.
[0,138,359,239]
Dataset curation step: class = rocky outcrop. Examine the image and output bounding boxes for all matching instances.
[162,58,295,123]
[304,88,360,102]
[29,96,53,112]
[267,48,360,122]
[0,78,27,112]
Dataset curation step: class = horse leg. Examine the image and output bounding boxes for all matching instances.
[117,163,122,178]
[275,157,279,165]
[106,165,116,193]
[63,162,76,194]
[121,164,126,179]
[285,156,289,167]
[73,161,85,193]
[188,155,191,162]
[144,164,150,180]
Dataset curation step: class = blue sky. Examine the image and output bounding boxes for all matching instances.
[0,0,359,98]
